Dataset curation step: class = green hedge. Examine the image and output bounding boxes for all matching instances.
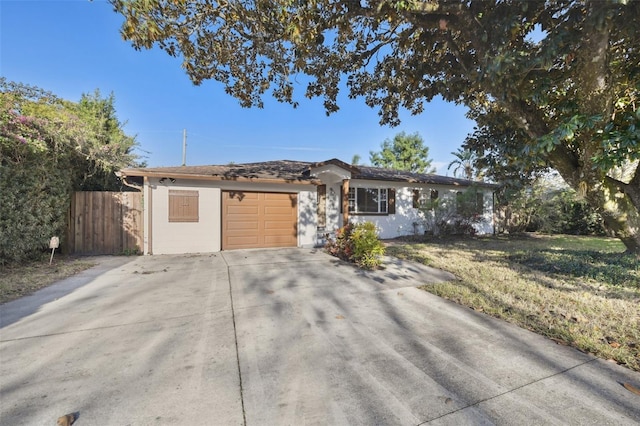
[0,80,137,265]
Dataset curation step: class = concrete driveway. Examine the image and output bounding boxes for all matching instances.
[1,249,639,425]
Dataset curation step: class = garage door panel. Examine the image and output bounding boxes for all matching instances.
[226,218,259,224]
[225,207,258,214]
[226,236,260,246]
[226,222,258,230]
[222,191,297,250]
[264,221,294,230]
[228,231,260,237]
[264,192,293,200]
[264,206,294,215]
[266,202,295,209]
[226,206,259,214]
[229,192,259,200]
[264,236,295,244]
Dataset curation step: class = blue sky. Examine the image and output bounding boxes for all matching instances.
[1,0,476,175]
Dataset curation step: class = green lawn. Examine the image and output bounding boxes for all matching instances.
[386,233,640,371]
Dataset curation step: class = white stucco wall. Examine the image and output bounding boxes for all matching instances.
[148,179,222,255]
[296,189,318,248]
[141,174,494,254]
[144,178,317,254]
[475,190,495,235]
[345,181,494,239]
[325,183,343,232]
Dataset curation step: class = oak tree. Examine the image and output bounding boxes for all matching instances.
[111,0,640,254]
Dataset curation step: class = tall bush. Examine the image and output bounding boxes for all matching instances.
[0,161,73,264]
[0,80,137,264]
[496,175,607,236]
[532,189,606,236]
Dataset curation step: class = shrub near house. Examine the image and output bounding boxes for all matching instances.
[416,186,485,237]
[325,222,385,269]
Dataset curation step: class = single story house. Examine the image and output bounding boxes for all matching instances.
[119,159,497,255]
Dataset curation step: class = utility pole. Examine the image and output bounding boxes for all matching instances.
[182,128,187,166]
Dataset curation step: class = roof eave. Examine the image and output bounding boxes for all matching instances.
[119,169,320,185]
[352,175,497,188]
[309,158,360,174]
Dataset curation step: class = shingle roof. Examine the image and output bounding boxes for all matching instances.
[353,165,493,187]
[121,160,315,182]
[121,159,496,188]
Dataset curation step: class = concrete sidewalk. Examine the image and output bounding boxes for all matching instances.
[1,249,639,425]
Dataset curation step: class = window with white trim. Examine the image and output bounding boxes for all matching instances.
[348,187,389,214]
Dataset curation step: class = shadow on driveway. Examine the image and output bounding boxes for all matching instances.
[225,248,640,425]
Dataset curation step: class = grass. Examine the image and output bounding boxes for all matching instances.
[0,254,96,305]
[386,233,640,372]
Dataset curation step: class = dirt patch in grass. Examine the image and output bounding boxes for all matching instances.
[386,233,640,372]
[0,255,97,305]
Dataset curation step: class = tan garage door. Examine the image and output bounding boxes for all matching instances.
[222,191,298,250]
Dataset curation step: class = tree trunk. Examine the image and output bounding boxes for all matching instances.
[600,175,640,256]
[575,170,640,256]
[545,141,640,256]
[500,2,640,256]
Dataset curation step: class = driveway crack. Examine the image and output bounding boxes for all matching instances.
[0,312,205,343]
[415,357,598,425]
[222,252,248,426]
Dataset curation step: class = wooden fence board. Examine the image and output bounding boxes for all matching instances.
[68,191,143,255]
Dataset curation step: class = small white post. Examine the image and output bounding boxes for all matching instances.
[49,236,60,265]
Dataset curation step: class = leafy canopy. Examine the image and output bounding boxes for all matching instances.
[110,0,639,171]
[111,0,640,254]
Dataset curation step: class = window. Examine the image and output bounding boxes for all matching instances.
[456,190,484,215]
[348,187,393,214]
[169,190,199,222]
[413,189,439,209]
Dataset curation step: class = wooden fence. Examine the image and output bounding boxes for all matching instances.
[67,191,143,255]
